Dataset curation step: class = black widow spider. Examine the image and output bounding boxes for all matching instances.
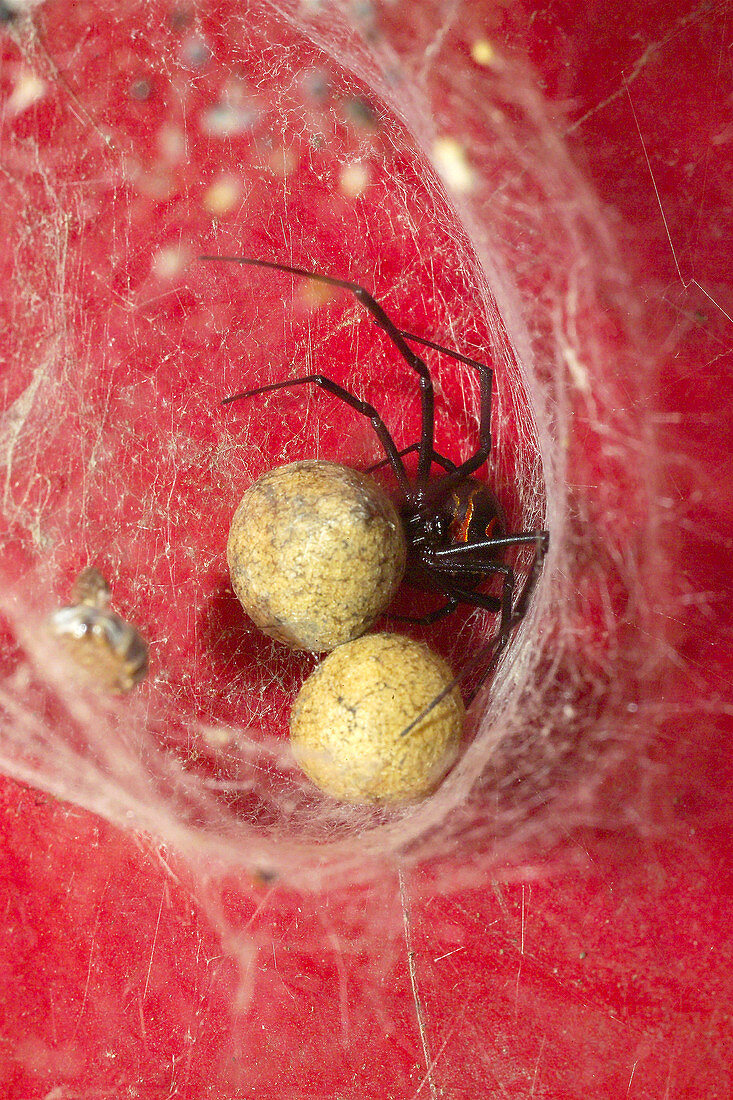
[201,254,548,709]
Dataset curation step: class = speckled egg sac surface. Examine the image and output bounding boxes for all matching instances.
[290,633,465,803]
[227,460,407,652]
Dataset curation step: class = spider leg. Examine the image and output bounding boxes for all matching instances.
[386,597,460,626]
[401,330,492,377]
[397,533,547,738]
[438,565,514,643]
[441,548,548,706]
[387,570,503,625]
[396,570,515,739]
[432,531,548,635]
[201,254,437,494]
[397,629,506,739]
[431,530,550,559]
[400,329,494,497]
[365,443,457,475]
[510,531,549,626]
[223,374,411,498]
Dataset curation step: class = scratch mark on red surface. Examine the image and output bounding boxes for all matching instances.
[567,39,660,134]
[568,1,731,134]
[138,993,148,1044]
[70,886,107,1041]
[688,5,730,270]
[143,882,167,1002]
[413,1026,457,1100]
[48,988,58,1045]
[327,926,351,1044]
[432,946,465,963]
[242,881,279,930]
[491,880,511,922]
[398,866,438,1100]
[530,1034,547,1097]
[662,1040,679,1100]
[148,840,185,889]
[272,941,297,1002]
[623,72,733,325]
[514,883,530,1018]
[513,956,524,1021]
[627,1059,638,1095]
[11,14,113,151]
[474,1041,513,1099]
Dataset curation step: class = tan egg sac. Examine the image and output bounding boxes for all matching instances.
[290,633,464,803]
[227,460,407,651]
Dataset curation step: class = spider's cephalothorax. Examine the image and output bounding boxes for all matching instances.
[404,478,507,594]
[204,253,548,679]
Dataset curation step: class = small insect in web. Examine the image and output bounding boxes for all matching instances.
[47,566,149,693]
[201,254,548,801]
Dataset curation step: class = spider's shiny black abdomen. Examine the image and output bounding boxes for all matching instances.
[403,477,507,592]
[444,478,506,552]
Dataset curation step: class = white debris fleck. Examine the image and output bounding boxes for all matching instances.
[203,175,243,216]
[153,244,191,280]
[339,162,370,198]
[433,137,475,193]
[203,101,260,138]
[8,70,46,115]
[471,39,496,67]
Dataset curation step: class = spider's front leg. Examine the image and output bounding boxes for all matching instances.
[364,443,456,476]
[223,373,411,500]
[200,254,438,491]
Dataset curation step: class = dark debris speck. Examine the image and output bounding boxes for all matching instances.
[130,77,153,101]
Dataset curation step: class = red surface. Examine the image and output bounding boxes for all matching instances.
[1,2,731,1098]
